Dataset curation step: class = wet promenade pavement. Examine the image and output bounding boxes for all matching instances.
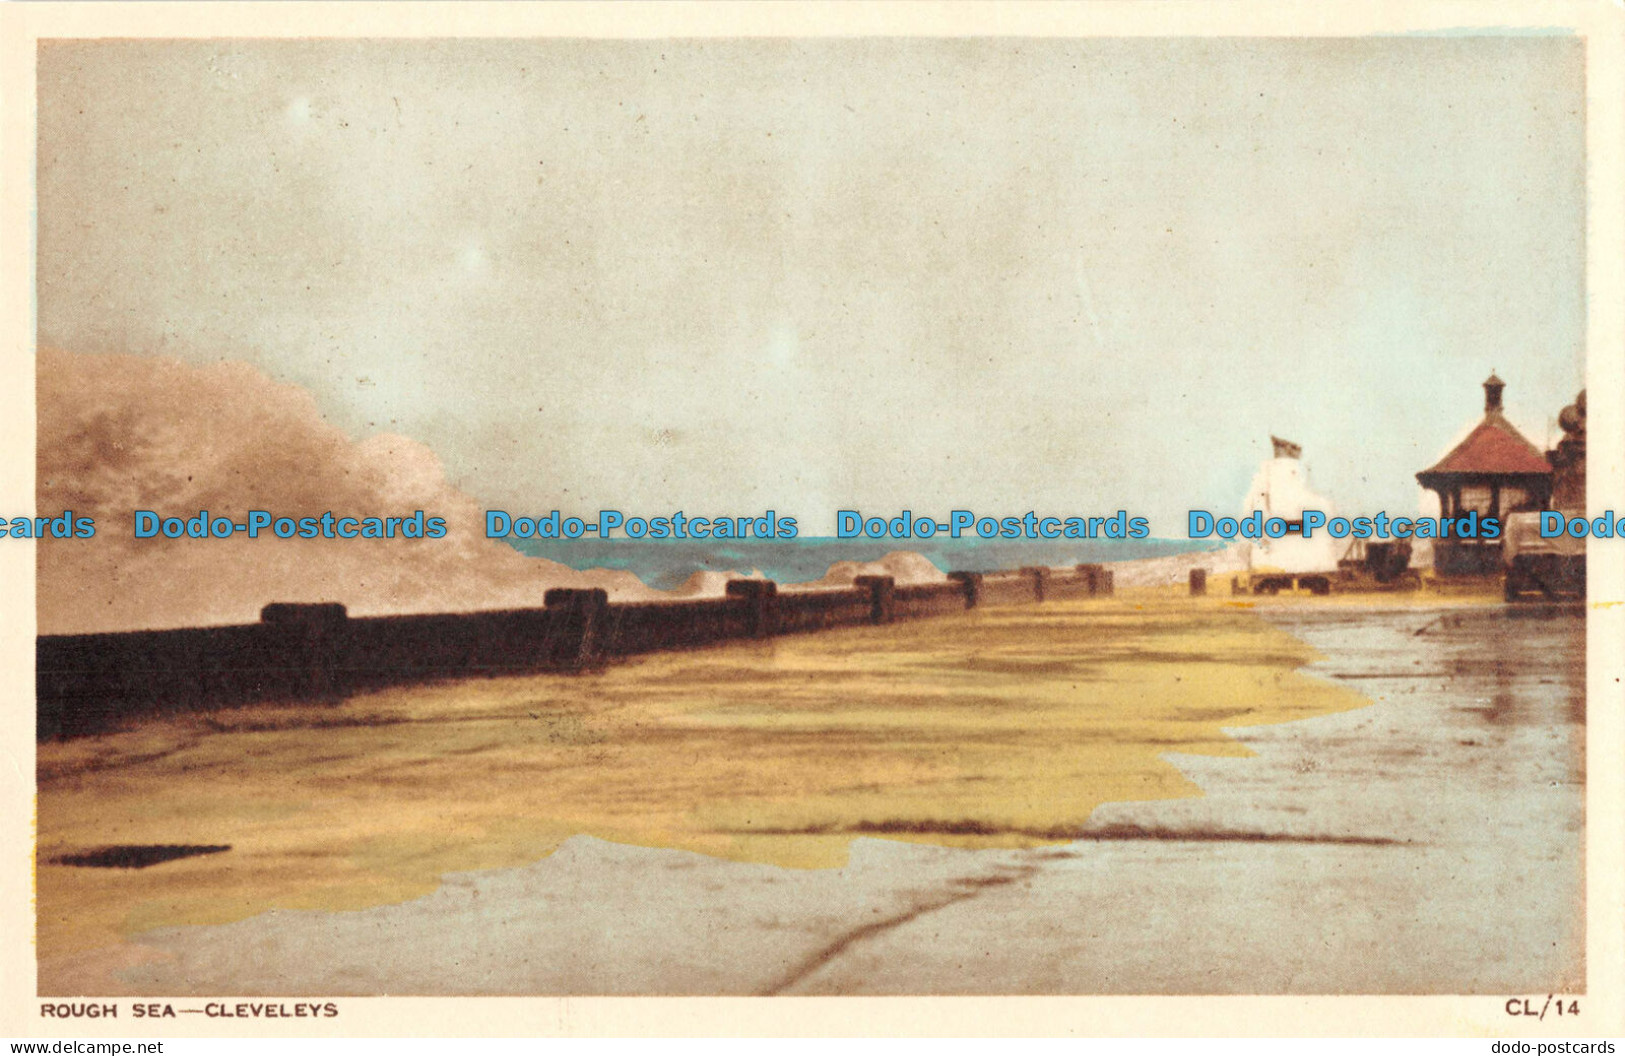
[81,604,1584,995]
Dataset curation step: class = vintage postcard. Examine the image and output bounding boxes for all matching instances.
[2,0,1623,1040]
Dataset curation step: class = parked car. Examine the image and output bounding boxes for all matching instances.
[1502,511,1586,600]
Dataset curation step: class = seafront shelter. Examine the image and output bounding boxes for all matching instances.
[1415,374,1553,575]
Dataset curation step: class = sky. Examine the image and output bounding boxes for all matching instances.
[36,37,1586,535]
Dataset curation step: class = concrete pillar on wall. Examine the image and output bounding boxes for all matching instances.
[726,578,780,637]
[947,571,983,609]
[1076,564,1104,596]
[1020,566,1051,603]
[854,575,896,624]
[1189,568,1208,596]
[260,602,348,698]
[543,588,609,667]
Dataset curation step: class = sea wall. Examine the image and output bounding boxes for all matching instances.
[37,564,1114,739]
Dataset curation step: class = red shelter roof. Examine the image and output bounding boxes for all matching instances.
[1419,413,1552,479]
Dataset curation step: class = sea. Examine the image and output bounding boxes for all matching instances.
[509,536,1221,590]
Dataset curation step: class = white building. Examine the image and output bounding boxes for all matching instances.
[1239,438,1349,574]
